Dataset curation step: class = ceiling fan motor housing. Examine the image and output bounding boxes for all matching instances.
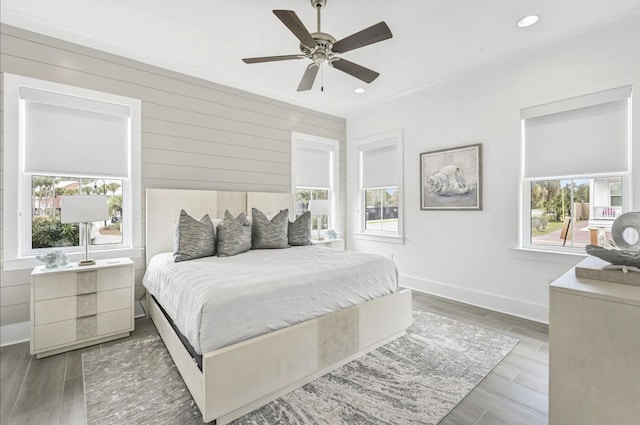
[311,0,327,9]
[300,32,336,61]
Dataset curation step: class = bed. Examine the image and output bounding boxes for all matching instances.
[143,188,412,424]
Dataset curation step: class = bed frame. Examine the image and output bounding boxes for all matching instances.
[145,188,412,424]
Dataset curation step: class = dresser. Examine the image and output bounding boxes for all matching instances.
[30,257,134,358]
[549,258,640,425]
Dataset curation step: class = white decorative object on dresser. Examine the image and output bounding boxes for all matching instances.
[30,257,134,358]
[549,257,640,425]
[310,238,345,250]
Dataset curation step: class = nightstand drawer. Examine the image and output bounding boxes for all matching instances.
[77,271,97,294]
[98,309,132,335]
[98,267,132,291]
[97,287,131,313]
[34,273,77,301]
[34,320,76,351]
[35,296,76,325]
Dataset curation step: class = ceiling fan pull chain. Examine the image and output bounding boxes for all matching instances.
[321,65,324,92]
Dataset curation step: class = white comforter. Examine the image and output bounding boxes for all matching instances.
[143,246,398,354]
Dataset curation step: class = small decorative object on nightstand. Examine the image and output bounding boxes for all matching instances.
[325,229,338,239]
[35,249,70,269]
[30,257,134,358]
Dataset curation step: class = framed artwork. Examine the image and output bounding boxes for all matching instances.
[420,143,482,210]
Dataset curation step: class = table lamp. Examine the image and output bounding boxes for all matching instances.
[309,199,330,240]
[60,195,109,266]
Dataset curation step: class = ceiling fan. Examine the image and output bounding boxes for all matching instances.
[242,0,393,91]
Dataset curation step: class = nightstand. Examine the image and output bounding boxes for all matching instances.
[310,238,345,250]
[30,257,134,358]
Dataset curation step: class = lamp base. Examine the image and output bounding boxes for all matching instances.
[79,259,96,266]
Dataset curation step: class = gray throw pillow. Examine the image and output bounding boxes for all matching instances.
[252,208,289,249]
[173,210,215,262]
[216,210,252,257]
[288,211,311,246]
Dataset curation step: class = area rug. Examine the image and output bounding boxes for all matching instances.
[83,311,518,425]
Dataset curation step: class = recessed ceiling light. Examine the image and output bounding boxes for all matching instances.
[354,88,366,94]
[517,15,539,28]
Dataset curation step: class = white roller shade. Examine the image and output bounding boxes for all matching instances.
[522,87,630,179]
[22,89,130,177]
[362,144,399,189]
[294,145,332,188]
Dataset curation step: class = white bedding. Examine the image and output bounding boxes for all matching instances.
[143,246,398,354]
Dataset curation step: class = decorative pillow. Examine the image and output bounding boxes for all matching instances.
[173,210,215,262]
[216,210,252,257]
[288,211,311,246]
[251,208,289,249]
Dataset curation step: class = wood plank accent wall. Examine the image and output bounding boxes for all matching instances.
[0,24,347,329]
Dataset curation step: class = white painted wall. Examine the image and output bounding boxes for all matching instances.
[346,12,640,324]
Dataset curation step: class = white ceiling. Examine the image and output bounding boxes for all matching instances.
[2,0,639,117]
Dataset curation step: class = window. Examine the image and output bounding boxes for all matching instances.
[3,73,141,270]
[365,188,399,232]
[291,132,339,236]
[295,188,329,232]
[529,177,622,249]
[609,181,622,207]
[30,176,124,249]
[520,86,631,252]
[356,130,403,242]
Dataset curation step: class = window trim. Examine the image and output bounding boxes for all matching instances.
[355,130,404,242]
[2,73,142,271]
[291,132,339,234]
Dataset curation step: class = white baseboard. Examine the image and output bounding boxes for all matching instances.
[401,274,549,324]
[0,321,30,347]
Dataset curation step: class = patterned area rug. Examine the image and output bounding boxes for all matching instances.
[83,311,518,425]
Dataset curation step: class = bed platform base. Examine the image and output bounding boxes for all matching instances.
[148,289,412,424]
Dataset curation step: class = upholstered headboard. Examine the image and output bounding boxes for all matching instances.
[145,188,294,264]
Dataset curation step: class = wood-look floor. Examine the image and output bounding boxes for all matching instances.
[0,292,549,425]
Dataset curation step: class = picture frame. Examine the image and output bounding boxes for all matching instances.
[420,143,482,210]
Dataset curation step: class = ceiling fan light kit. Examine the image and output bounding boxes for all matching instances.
[242,0,392,92]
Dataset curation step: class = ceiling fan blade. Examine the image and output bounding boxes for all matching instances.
[242,54,306,64]
[297,64,319,91]
[332,22,393,54]
[331,58,379,84]
[273,10,317,49]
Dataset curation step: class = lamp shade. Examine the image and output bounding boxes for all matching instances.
[60,195,109,223]
[309,199,330,216]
